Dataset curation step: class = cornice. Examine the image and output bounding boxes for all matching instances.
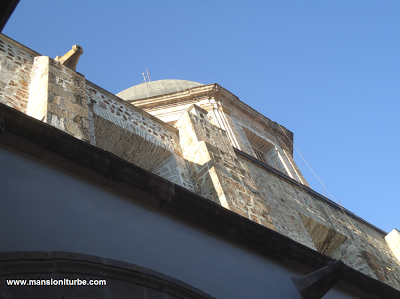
[128,83,294,147]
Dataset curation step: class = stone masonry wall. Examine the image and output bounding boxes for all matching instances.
[153,154,194,192]
[219,103,309,186]
[46,59,89,142]
[212,108,247,152]
[0,36,35,113]
[199,97,307,185]
[176,106,275,230]
[239,154,400,290]
[218,93,293,154]
[86,84,194,191]
[26,56,90,142]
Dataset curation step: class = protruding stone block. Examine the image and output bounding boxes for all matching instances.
[292,260,348,299]
[299,213,347,256]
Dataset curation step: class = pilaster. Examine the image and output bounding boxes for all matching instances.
[27,56,90,142]
[386,229,400,263]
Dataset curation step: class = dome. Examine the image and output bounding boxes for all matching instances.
[116,79,204,102]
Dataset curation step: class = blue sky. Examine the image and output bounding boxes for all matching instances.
[4,1,400,233]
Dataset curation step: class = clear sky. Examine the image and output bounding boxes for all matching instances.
[4,1,399,233]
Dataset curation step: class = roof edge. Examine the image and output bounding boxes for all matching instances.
[0,33,41,57]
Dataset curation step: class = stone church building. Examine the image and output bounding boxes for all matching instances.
[1,32,400,299]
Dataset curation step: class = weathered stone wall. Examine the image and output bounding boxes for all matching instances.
[208,107,247,152]
[86,83,194,191]
[153,154,194,191]
[215,90,293,154]
[0,36,35,113]
[26,56,90,142]
[219,105,307,184]
[122,85,307,185]
[239,154,400,289]
[128,88,308,186]
[207,106,299,184]
[176,106,275,229]
[87,84,178,152]
[46,59,89,142]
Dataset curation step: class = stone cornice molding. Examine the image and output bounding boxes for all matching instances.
[127,84,217,109]
[127,83,294,150]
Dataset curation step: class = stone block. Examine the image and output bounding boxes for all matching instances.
[62,99,88,116]
[48,103,73,120]
[366,259,383,272]
[200,174,214,195]
[361,250,378,261]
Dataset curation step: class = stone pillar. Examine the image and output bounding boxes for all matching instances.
[27,56,89,142]
[176,105,275,229]
[385,229,400,263]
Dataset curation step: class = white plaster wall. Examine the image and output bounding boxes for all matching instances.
[0,144,358,299]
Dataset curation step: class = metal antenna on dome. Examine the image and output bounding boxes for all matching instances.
[142,68,150,83]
